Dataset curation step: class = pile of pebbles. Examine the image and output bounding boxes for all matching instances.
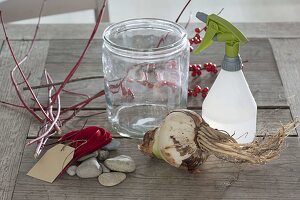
[66,139,136,187]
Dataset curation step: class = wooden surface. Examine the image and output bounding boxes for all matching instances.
[0,23,298,200]
[269,39,300,135]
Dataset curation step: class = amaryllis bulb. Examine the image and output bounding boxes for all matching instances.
[139,109,296,172]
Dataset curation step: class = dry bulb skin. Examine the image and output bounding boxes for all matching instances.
[138,109,298,171]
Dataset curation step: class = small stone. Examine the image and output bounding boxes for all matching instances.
[98,150,109,161]
[98,172,126,187]
[76,158,102,178]
[102,139,120,151]
[78,151,99,162]
[100,163,110,173]
[66,165,77,176]
[104,155,136,172]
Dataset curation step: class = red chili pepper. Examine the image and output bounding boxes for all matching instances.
[58,126,112,175]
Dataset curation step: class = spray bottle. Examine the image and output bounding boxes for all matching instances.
[194,12,257,143]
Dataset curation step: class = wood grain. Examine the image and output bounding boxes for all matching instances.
[1,23,300,40]
[27,109,296,138]
[270,38,300,135]
[12,138,300,200]
[0,41,49,200]
[36,38,287,108]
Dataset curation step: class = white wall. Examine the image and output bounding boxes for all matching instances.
[108,0,300,23]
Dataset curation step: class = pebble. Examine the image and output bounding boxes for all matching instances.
[98,150,109,161]
[66,165,77,176]
[78,151,99,162]
[102,139,120,151]
[104,155,136,172]
[98,172,126,187]
[76,158,102,178]
[100,163,110,173]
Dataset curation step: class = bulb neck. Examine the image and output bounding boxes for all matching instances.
[221,55,242,72]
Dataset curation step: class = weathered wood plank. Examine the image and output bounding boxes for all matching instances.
[12,138,300,200]
[37,38,287,108]
[1,23,300,40]
[270,39,300,135]
[0,41,49,200]
[27,109,296,138]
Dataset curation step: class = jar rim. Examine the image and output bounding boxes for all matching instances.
[103,18,187,53]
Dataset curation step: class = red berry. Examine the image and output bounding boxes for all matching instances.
[194,33,200,39]
[189,65,193,71]
[204,27,207,31]
[196,64,201,69]
[188,89,193,96]
[202,92,207,98]
[195,27,201,33]
[194,85,202,93]
[202,87,209,93]
[198,38,202,43]
[213,69,218,74]
[204,63,209,67]
[192,64,198,71]
[206,66,212,72]
[191,71,197,76]
[193,91,198,97]
[197,70,202,76]
[194,38,200,44]
[189,39,193,45]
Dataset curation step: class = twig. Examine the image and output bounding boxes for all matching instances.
[51,0,107,103]
[23,75,103,90]
[175,0,192,23]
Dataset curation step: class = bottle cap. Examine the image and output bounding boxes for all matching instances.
[222,54,242,71]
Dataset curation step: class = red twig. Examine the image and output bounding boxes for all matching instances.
[175,0,192,23]
[51,0,107,103]
[0,100,25,108]
[62,89,90,99]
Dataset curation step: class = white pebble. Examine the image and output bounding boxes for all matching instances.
[66,165,77,176]
[98,172,126,187]
[76,158,102,178]
[104,155,136,172]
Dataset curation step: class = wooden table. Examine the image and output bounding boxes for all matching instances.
[0,23,299,200]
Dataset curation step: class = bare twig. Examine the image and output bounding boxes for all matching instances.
[23,75,102,90]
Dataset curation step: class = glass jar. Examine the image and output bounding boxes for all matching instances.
[102,18,189,138]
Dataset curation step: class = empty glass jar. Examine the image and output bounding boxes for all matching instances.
[102,18,189,138]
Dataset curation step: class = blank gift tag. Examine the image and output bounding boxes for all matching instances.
[27,144,75,183]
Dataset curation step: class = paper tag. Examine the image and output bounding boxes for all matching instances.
[27,144,75,183]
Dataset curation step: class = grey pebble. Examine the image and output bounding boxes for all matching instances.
[100,163,110,173]
[66,165,77,176]
[102,139,120,151]
[76,158,102,178]
[98,172,126,187]
[98,150,109,161]
[104,155,136,173]
[78,151,99,162]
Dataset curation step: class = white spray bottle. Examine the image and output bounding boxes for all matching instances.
[194,12,257,143]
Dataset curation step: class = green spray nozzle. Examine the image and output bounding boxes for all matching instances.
[194,12,248,57]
